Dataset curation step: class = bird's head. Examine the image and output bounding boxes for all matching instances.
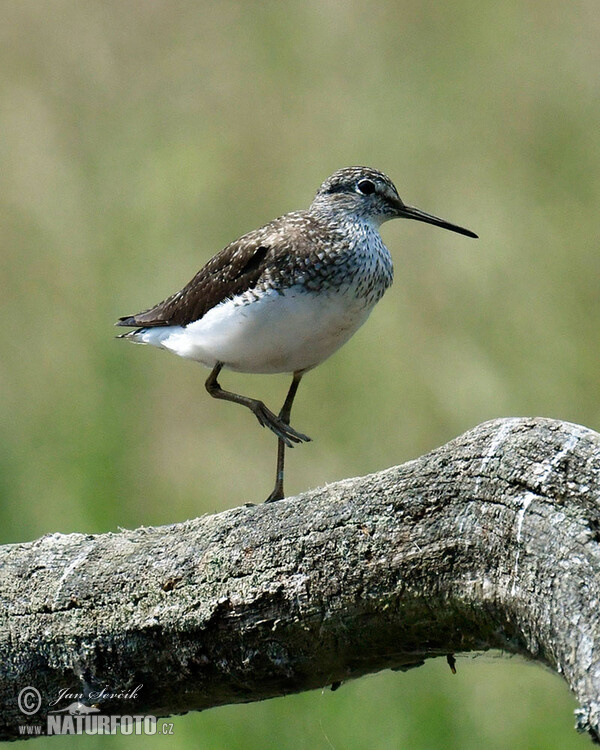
[311,166,477,238]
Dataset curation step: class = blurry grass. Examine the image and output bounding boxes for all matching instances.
[1,1,599,747]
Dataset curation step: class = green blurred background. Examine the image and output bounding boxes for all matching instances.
[2,1,599,747]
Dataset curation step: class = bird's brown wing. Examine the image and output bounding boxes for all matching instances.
[116,232,275,328]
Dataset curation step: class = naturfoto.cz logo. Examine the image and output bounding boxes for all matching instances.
[17,684,175,737]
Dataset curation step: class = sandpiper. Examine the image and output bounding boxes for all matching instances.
[116,166,477,502]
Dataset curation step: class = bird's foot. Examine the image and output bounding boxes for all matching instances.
[264,486,284,503]
[251,402,311,447]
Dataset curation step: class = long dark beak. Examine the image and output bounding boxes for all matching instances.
[398,203,478,239]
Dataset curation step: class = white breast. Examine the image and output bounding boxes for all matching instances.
[132,285,376,374]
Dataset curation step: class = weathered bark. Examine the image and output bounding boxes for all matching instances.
[1,417,599,741]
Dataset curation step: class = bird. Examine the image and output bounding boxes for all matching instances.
[116,166,477,502]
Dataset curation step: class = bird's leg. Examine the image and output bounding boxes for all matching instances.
[205,363,310,448]
[265,371,304,503]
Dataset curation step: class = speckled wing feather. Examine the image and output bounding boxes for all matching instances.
[116,214,315,328]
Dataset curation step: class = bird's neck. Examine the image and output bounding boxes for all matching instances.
[308,202,386,231]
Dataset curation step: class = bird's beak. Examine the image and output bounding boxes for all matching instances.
[396,202,478,239]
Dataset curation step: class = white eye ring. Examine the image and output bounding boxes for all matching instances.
[357,179,376,196]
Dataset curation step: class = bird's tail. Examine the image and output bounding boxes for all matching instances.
[115,325,178,348]
[115,329,141,341]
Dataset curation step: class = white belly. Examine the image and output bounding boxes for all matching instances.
[132,286,375,374]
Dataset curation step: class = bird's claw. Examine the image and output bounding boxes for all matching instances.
[253,403,311,447]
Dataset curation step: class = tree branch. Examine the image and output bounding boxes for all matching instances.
[2,417,600,741]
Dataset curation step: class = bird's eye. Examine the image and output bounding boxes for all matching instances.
[357,179,376,196]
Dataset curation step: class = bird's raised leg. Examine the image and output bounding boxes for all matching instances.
[205,363,310,447]
[265,371,304,503]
